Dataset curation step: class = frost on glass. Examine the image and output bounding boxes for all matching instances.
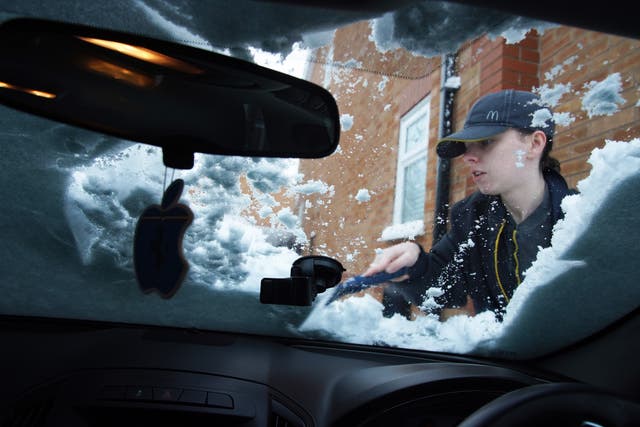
[63,146,315,292]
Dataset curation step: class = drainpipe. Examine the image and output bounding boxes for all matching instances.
[432,53,458,244]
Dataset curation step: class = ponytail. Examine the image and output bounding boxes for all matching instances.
[542,155,561,173]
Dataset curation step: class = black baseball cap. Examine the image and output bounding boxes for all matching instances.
[436,89,555,158]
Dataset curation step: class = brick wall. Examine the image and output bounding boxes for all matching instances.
[298,22,438,272]
[540,27,640,188]
[298,22,640,276]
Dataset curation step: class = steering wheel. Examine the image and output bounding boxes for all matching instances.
[458,382,640,427]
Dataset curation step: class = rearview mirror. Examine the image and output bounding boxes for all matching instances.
[0,19,340,168]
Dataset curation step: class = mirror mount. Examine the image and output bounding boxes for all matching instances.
[163,147,194,170]
[260,256,345,306]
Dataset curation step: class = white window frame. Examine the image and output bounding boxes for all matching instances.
[393,96,430,226]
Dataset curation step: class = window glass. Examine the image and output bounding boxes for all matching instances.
[394,97,430,225]
[400,157,427,223]
[405,114,428,153]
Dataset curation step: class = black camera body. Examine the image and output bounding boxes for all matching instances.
[260,256,345,305]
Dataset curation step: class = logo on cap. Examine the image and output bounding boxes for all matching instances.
[486,110,499,121]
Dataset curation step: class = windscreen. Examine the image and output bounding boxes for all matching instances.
[0,0,639,359]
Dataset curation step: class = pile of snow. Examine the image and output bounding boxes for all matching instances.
[64,145,302,292]
[484,138,640,356]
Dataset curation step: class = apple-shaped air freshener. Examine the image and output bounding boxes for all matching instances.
[134,179,193,298]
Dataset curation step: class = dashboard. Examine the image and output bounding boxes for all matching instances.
[0,316,560,427]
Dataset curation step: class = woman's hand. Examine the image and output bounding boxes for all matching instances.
[363,241,421,278]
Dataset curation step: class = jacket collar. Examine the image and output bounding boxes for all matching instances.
[544,168,573,223]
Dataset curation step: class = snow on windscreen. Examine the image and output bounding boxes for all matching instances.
[370,2,553,57]
[64,147,303,292]
[3,1,552,69]
[301,139,640,357]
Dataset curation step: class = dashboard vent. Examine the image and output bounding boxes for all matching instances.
[269,399,305,427]
[3,398,53,427]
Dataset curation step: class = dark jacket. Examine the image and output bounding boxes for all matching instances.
[402,169,575,318]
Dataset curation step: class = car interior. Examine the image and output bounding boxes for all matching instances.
[0,1,639,426]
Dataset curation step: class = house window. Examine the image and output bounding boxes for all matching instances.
[393,96,430,225]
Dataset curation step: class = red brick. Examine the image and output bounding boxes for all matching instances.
[481,57,504,79]
[480,42,506,67]
[502,69,539,89]
[542,31,573,59]
[502,44,520,59]
[520,48,540,63]
[479,71,505,93]
[517,31,540,50]
[503,57,539,75]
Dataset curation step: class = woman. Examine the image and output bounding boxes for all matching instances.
[364,89,575,320]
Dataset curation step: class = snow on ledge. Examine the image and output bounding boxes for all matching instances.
[379,220,424,241]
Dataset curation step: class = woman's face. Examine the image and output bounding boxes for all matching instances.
[461,129,534,196]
